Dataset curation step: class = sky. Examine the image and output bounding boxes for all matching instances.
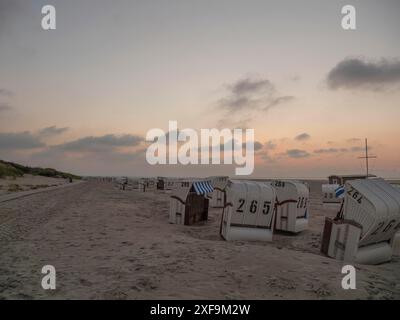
[0,0,399,178]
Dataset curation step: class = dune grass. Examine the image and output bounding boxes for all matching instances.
[0,162,24,179]
[0,160,81,180]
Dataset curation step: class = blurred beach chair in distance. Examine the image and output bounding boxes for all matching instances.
[322,184,343,204]
[138,178,157,192]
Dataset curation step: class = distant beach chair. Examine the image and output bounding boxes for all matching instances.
[138,178,157,192]
[270,180,309,233]
[322,184,343,204]
[208,176,229,208]
[169,179,214,225]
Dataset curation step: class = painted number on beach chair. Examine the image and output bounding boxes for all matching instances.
[371,222,384,235]
[249,200,258,214]
[262,201,271,215]
[236,199,270,214]
[274,181,285,188]
[297,197,308,208]
[236,199,245,213]
[382,220,397,233]
[372,219,400,235]
[347,187,363,204]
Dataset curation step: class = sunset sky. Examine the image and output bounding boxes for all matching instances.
[1,0,399,178]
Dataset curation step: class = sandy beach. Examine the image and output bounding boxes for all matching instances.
[0,180,399,300]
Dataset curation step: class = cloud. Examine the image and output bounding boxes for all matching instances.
[327,57,400,90]
[216,77,295,129]
[265,95,295,110]
[253,141,263,151]
[265,140,277,150]
[216,117,252,129]
[350,146,365,152]
[0,1,24,35]
[291,75,301,82]
[294,133,311,141]
[0,130,148,175]
[29,133,147,170]
[0,89,13,97]
[38,126,69,138]
[32,144,147,171]
[314,148,348,154]
[219,77,275,112]
[0,103,13,113]
[231,78,274,96]
[52,134,144,152]
[220,96,254,111]
[0,131,45,150]
[256,141,279,163]
[242,141,263,151]
[347,138,361,143]
[313,145,370,154]
[218,77,294,112]
[286,149,310,158]
[0,89,14,114]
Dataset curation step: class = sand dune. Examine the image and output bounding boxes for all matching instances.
[0,181,399,299]
[0,174,69,196]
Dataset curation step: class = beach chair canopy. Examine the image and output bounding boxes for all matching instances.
[191,181,214,195]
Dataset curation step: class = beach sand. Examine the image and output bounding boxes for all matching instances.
[0,180,399,300]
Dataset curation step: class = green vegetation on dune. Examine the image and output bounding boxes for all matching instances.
[0,162,24,178]
[0,160,81,180]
